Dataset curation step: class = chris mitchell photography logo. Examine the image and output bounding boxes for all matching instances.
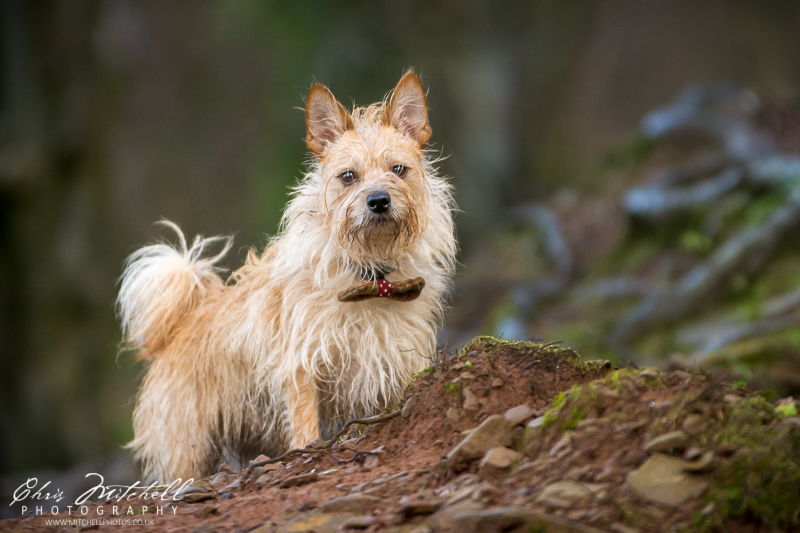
[10,473,195,525]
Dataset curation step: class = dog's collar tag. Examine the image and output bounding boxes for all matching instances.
[338,277,425,303]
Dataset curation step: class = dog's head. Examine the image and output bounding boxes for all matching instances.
[304,72,433,268]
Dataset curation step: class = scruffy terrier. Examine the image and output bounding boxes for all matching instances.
[117,72,457,482]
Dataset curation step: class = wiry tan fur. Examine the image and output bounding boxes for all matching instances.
[117,72,457,482]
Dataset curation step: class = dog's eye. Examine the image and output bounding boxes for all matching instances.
[339,170,357,185]
[391,165,407,178]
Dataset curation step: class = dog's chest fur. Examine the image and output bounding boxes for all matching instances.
[235,244,443,430]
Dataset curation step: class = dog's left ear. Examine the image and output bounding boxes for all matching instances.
[384,71,431,148]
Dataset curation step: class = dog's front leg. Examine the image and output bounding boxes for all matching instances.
[286,366,321,449]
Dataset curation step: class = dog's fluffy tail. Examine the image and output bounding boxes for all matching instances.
[117,220,232,359]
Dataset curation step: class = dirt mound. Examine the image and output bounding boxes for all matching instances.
[3,337,799,532]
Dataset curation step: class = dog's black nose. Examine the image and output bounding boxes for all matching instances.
[366,191,391,214]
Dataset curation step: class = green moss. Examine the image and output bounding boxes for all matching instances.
[459,335,543,357]
[412,365,436,380]
[539,368,668,434]
[444,382,459,394]
[565,406,588,430]
[698,397,800,531]
[680,229,712,254]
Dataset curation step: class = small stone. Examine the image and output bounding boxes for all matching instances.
[283,512,354,533]
[723,394,741,404]
[460,371,476,381]
[318,494,379,514]
[211,473,227,485]
[644,431,689,454]
[471,482,503,503]
[255,474,272,486]
[535,481,599,508]
[683,451,715,472]
[363,454,380,470]
[253,454,270,463]
[217,464,235,474]
[479,447,522,478]
[341,515,374,529]
[527,416,545,429]
[463,388,480,411]
[402,396,415,418]
[426,501,484,532]
[220,479,240,493]
[350,483,367,493]
[444,485,478,506]
[670,369,692,381]
[491,378,504,389]
[279,472,319,489]
[639,368,660,378]
[684,447,703,461]
[199,504,218,517]
[627,454,709,507]
[447,407,463,423]
[179,489,215,503]
[504,404,535,425]
[446,415,516,471]
[682,414,706,435]
[400,499,442,517]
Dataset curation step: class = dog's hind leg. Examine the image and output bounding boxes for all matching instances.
[129,361,222,482]
[286,367,320,450]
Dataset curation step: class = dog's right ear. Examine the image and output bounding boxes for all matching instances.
[305,83,353,156]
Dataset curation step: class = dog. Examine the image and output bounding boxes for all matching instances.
[117,71,457,482]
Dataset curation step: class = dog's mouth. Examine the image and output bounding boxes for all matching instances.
[357,265,394,281]
[368,213,392,227]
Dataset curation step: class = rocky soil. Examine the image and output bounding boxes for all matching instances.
[3,336,799,533]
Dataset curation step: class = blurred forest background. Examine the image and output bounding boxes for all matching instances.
[3,0,800,500]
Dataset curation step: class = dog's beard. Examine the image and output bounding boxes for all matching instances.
[335,204,422,267]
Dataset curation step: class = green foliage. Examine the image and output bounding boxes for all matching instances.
[744,192,784,226]
[680,229,712,254]
[775,402,797,417]
[412,365,436,380]
[444,382,459,394]
[699,397,800,531]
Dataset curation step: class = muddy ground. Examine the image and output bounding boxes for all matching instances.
[3,336,799,533]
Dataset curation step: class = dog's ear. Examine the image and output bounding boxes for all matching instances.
[384,71,431,148]
[305,83,353,156]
